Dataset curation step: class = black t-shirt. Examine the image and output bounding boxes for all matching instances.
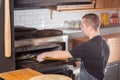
[69,36,110,79]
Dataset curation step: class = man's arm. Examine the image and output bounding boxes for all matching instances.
[37,50,72,62]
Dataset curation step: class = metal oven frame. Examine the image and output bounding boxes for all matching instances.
[15,35,68,50]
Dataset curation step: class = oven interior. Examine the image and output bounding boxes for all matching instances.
[15,41,74,76]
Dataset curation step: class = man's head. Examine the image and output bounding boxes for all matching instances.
[80,13,101,38]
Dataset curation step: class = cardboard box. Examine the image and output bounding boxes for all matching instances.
[95,0,104,8]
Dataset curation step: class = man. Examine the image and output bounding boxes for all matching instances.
[37,13,110,80]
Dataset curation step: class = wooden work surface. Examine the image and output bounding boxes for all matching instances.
[0,68,42,80]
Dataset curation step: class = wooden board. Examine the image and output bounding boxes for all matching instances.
[44,57,68,61]
[57,1,95,11]
[0,68,42,80]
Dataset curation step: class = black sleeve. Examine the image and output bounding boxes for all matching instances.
[69,43,88,58]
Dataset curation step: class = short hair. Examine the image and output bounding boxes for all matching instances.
[82,13,101,31]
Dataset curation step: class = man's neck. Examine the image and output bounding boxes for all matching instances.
[89,31,100,39]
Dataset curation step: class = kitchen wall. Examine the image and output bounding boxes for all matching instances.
[14,9,120,34]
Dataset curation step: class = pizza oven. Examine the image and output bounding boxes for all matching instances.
[14,26,78,79]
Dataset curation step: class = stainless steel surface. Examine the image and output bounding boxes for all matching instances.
[15,35,68,50]
[68,65,80,80]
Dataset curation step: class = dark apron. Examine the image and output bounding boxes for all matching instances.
[80,62,98,80]
[79,40,107,80]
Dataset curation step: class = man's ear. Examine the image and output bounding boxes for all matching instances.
[88,25,93,31]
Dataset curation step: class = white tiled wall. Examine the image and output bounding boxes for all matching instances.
[14,9,120,30]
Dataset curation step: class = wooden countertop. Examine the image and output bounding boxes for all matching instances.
[0,68,42,80]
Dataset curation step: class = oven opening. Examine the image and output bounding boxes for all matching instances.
[15,42,69,72]
[15,41,75,78]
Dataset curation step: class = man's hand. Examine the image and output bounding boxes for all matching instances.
[36,53,46,62]
[36,51,72,62]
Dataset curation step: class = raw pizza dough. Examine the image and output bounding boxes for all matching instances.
[29,74,72,80]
